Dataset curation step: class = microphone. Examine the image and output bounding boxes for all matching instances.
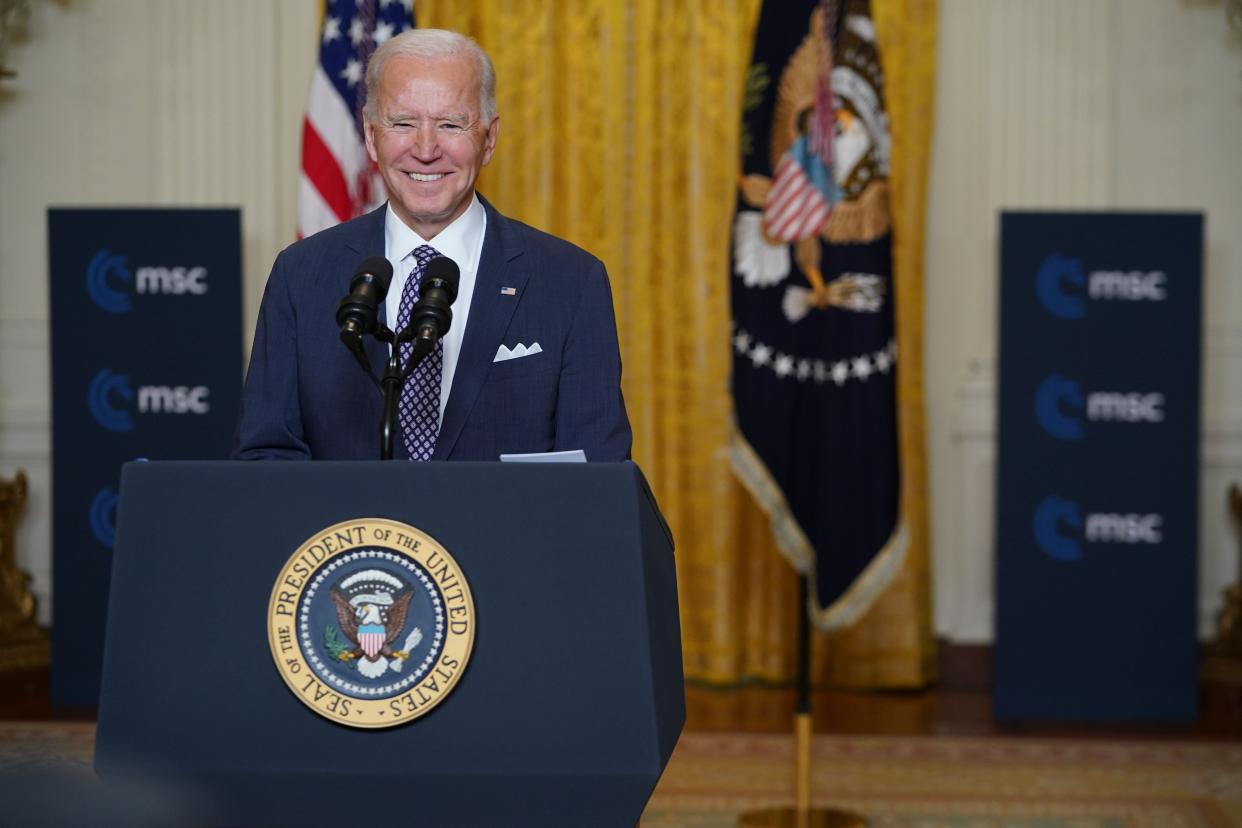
[336,256,394,345]
[408,256,460,345]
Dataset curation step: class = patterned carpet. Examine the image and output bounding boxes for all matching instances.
[643,733,1242,828]
[0,724,1239,827]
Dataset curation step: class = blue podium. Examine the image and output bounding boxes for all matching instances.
[95,461,684,827]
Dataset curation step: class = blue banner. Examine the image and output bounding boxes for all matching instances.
[994,212,1202,722]
[48,208,242,706]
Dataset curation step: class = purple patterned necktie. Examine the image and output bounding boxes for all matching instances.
[396,245,443,461]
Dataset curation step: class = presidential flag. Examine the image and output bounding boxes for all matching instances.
[730,0,905,629]
[299,0,414,238]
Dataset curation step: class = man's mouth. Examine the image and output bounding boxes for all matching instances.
[407,172,446,182]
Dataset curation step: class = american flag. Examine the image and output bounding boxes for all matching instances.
[764,153,833,242]
[299,0,414,239]
[762,0,838,244]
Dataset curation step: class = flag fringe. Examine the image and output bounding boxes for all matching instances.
[808,519,907,631]
[729,429,906,632]
[729,432,815,574]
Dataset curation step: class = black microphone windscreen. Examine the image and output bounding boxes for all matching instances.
[421,256,461,303]
[354,256,394,297]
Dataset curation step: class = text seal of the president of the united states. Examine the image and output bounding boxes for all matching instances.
[267,518,475,729]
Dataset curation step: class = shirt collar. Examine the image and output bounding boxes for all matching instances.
[384,194,486,266]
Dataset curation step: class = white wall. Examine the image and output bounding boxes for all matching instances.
[1,0,1239,641]
[0,0,319,623]
[927,0,1242,642]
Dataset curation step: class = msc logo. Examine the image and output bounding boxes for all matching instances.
[86,250,133,313]
[88,370,134,431]
[88,369,210,432]
[1035,252,1167,319]
[86,248,209,314]
[1037,254,1087,320]
[1034,374,1085,440]
[1034,374,1165,440]
[90,486,118,549]
[1032,495,1164,562]
[1033,496,1082,561]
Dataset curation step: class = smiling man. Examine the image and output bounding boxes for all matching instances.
[234,29,632,462]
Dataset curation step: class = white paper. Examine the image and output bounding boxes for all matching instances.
[498,449,587,463]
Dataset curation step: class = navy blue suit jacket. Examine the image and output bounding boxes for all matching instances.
[233,198,632,461]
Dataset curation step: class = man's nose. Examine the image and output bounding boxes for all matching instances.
[411,125,440,160]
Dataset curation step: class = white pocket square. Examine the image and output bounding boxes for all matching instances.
[493,342,543,363]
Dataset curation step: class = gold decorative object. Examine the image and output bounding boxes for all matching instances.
[737,711,867,828]
[1202,483,1242,685]
[0,469,49,670]
[739,580,868,828]
[0,0,32,81]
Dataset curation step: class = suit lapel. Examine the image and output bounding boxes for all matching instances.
[433,198,527,460]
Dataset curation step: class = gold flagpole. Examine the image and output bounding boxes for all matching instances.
[738,576,866,828]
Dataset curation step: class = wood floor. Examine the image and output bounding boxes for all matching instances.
[683,682,1242,739]
[4,646,1242,739]
[682,645,1242,740]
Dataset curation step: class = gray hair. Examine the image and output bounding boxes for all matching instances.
[364,29,497,123]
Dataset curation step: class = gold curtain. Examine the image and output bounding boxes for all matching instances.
[420,0,938,687]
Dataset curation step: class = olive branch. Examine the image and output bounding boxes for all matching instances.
[740,63,770,159]
[323,625,354,668]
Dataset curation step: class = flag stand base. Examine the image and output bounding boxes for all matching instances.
[739,808,866,827]
[737,579,868,828]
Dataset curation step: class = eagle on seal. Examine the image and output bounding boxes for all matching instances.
[330,587,416,678]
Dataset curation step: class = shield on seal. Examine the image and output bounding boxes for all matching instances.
[358,624,385,659]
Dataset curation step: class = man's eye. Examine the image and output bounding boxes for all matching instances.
[440,123,463,131]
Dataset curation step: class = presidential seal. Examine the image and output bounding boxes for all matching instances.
[267,518,475,729]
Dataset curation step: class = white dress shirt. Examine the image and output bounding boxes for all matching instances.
[382,195,486,423]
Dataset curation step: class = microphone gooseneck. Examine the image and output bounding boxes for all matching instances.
[333,253,460,461]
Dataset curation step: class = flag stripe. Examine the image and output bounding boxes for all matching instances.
[306,67,371,184]
[301,120,354,224]
[771,185,813,230]
[792,199,830,239]
[770,187,816,240]
[298,176,342,240]
[766,156,800,205]
[769,176,809,223]
[766,174,810,229]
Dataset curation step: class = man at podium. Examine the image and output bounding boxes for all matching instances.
[234,29,632,463]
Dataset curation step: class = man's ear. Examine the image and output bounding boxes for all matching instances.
[364,119,379,164]
[481,117,499,167]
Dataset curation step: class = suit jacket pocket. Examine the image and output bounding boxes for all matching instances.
[487,351,553,382]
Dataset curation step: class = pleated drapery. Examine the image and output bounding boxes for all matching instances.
[420,0,938,687]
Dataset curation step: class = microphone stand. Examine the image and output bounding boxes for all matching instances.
[339,274,455,460]
[371,323,435,460]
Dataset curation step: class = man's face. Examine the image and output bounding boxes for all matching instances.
[364,54,498,240]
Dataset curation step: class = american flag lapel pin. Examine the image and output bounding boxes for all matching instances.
[500,287,517,296]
